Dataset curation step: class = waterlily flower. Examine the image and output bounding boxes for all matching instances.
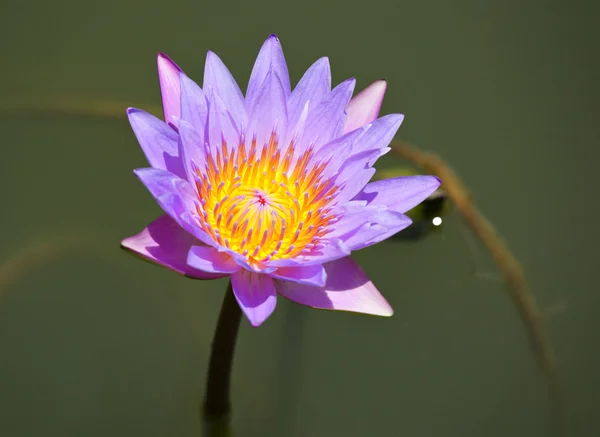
[122,34,441,327]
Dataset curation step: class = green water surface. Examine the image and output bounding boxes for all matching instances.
[0,1,598,436]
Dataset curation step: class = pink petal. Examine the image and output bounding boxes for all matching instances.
[276,257,393,316]
[231,270,278,327]
[157,53,182,123]
[343,80,387,133]
[121,214,225,279]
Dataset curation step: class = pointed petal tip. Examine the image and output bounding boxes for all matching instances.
[157,52,183,122]
[416,174,443,192]
[378,304,394,317]
[385,112,405,126]
[120,215,226,280]
[344,79,390,132]
[276,257,395,317]
[363,80,387,97]
[374,79,388,88]
[157,52,181,69]
[231,270,278,327]
[309,57,330,72]
[430,175,442,189]
[248,317,265,328]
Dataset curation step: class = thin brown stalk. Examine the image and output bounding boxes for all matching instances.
[389,140,563,434]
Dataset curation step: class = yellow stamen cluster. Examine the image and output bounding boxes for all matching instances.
[194,132,339,265]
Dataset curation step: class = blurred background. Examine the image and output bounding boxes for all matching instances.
[0,0,598,436]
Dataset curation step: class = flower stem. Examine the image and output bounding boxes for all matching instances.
[203,280,242,419]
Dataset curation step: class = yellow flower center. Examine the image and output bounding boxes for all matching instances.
[194,133,338,264]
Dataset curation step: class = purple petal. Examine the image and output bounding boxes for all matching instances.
[203,51,247,127]
[354,176,441,213]
[276,256,393,316]
[334,207,413,250]
[187,245,240,274]
[205,87,242,153]
[333,114,405,202]
[127,108,185,179]
[121,214,225,279]
[333,149,379,203]
[180,72,208,136]
[302,78,356,151]
[285,100,309,149]
[267,238,351,268]
[327,201,372,238]
[246,34,291,111]
[177,120,205,185]
[311,128,365,179]
[350,113,404,156]
[270,264,326,287]
[231,270,278,327]
[287,57,331,132]
[157,53,182,124]
[246,69,288,147]
[133,167,213,246]
[343,80,387,133]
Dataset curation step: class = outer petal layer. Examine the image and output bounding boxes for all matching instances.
[270,264,327,287]
[121,214,225,279]
[231,270,278,327]
[330,204,413,250]
[354,176,442,213]
[133,167,214,246]
[340,211,412,250]
[333,114,404,202]
[276,256,393,316]
[344,80,387,133]
[187,245,240,274]
[127,108,185,179]
[157,53,182,124]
